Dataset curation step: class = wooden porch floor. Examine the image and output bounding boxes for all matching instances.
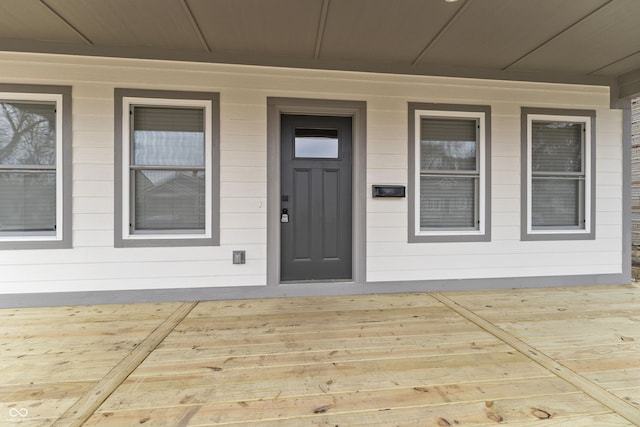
[2,285,640,426]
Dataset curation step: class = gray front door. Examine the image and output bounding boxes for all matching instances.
[280,114,352,282]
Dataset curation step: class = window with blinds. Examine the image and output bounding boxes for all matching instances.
[522,108,595,240]
[408,104,490,243]
[130,106,206,233]
[419,117,479,230]
[0,101,57,235]
[115,89,219,248]
[531,121,584,228]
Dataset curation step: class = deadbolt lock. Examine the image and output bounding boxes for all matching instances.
[281,208,289,223]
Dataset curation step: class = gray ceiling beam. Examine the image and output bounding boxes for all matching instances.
[502,0,614,71]
[617,67,640,100]
[411,0,471,66]
[39,0,93,46]
[314,0,331,60]
[0,37,613,88]
[590,48,640,75]
[181,0,211,53]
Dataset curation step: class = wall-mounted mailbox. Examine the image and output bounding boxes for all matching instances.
[372,185,406,198]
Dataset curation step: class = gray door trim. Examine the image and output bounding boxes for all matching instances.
[267,97,367,286]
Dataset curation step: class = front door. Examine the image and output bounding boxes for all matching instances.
[280,114,352,282]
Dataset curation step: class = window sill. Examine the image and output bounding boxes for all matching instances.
[522,230,595,241]
[0,238,71,250]
[115,235,219,248]
[409,232,490,243]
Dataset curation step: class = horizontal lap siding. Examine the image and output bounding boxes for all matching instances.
[365,80,621,282]
[0,52,623,294]
[632,97,640,246]
[0,54,270,292]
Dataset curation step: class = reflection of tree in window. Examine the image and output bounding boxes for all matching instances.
[0,102,55,166]
[0,102,57,233]
[532,122,582,173]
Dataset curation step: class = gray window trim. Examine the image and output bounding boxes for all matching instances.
[521,107,596,241]
[0,84,72,250]
[114,88,220,248]
[408,103,491,243]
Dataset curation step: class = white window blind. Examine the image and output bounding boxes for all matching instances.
[420,117,479,229]
[531,121,584,228]
[130,106,206,232]
[420,176,477,228]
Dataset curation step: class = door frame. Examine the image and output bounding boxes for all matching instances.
[267,97,366,286]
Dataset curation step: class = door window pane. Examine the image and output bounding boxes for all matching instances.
[294,128,339,158]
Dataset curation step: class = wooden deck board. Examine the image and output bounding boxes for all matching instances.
[99,358,551,412]
[442,285,640,425]
[85,391,616,426]
[52,302,197,427]
[150,332,505,361]
[135,341,513,374]
[0,381,95,403]
[186,293,443,317]
[502,413,633,426]
[2,287,639,425]
[95,376,575,418]
[587,368,640,390]
[95,393,614,427]
[0,302,185,426]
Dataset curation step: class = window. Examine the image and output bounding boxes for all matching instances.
[521,108,595,240]
[408,103,491,243]
[0,85,71,249]
[114,89,219,247]
[294,128,339,158]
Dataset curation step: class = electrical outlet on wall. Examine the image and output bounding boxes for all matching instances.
[233,250,246,264]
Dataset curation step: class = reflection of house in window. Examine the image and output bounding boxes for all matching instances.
[135,171,205,231]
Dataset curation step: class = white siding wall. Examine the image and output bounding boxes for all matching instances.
[0,52,623,294]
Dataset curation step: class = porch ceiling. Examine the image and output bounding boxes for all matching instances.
[1,0,640,94]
